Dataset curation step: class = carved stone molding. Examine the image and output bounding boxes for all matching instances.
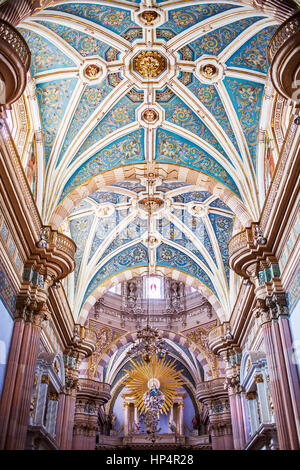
[0,19,30,108]
[64,376,78,395]
[268,12,300,107]
[15,297,49,327]
[0,0,56,26]
[225,375,242,395]
[207,323,239,357]
[77,378,111,406]
[228,223,270,279]
[265,292,289,320]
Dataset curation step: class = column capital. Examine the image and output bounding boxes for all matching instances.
[14,298,49,327]
[64,376,78,396]
[225,375,242,395]
[255,374,264,384]
[245,391,257,400]
[265,292,289,320]
[41,374,50,385]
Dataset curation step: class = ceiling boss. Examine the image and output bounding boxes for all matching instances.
[133,51,166,79]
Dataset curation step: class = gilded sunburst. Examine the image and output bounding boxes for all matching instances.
[123,354,186,415]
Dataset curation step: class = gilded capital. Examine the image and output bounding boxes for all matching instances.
[41,374,50,385]
[245,391,256,400]
[255,374,264,384]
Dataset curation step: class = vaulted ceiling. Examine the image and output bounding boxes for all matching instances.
[19,1,278,322]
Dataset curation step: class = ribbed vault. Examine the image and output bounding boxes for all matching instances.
[19,0,279,322]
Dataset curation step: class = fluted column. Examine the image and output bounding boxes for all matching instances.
[0,317,25,448]
[123,403,129,437]
[257,297,299,449]
[0,300,48,449]
[54,392,66,446]
[265,294,300,447]
[59,376,78,450]
[178,403,184,435]
[226,375,246,450]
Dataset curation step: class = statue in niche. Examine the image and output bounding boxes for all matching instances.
[170,281,181,311]
[127,281,137,309]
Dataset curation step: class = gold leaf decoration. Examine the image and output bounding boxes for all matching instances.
[123,354,186,415]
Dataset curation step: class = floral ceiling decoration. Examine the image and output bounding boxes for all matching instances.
[18,0,278,323]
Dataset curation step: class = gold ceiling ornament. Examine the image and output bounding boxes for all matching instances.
[140,10,159,26]
[200,64,217,79]
[123,354,186,416]
[134,51,166,79]
[84,64,101,80]
[139,196,164,215]
[142,108,159,123]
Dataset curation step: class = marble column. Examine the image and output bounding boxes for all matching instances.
[236,391,247,448]
[227,379,246,450]
[245,392,260,436]
[134,406,139,432]
[123,403,129,436]
[263,294,300,449]
[0,302,47,450]
[178,403,184,435]
[59,378,77,450]
[278,316,300,442]
[54,391,66,446]
[0,318,25,449]
[262,317,292,448]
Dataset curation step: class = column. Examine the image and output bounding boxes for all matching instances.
[0,318,25,448]
[236,391,247,448]
[34,374,50,426]
[46,392,60,437]
[0,301,48,449]
[245,392,260,436]
[59,377,77,450]
[263,294,300,449]
[222,349,245,450]
[134,406,139,432]
[262,316,292,448]
[178,403,184,435]
[123,402,129,436]
[255,374,272,423]
[277,313,300,441]
[168,406,174,433]
[54,391,66,446]
[228,386,243,449]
